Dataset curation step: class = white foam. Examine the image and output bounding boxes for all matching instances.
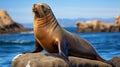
[20,31,33,34]
[26,61,31,67]
[12,54,23,61]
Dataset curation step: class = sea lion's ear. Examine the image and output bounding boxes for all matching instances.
[42,3,51,10]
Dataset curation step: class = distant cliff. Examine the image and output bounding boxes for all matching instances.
[76,15,120,33]
[0,10,30,34]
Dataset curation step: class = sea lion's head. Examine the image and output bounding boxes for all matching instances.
[32,3,59,31]
[32,3,51,18]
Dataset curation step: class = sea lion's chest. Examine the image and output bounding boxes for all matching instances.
[35,30,59,53]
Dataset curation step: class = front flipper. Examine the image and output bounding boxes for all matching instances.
[23,40,43,54]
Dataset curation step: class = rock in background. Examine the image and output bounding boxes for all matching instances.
[0,10,30,34]
[12,52,113,67]
[115,15,120,25]
[110,56,120,67]
[76,15,120,33]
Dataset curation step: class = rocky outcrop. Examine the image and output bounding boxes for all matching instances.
[76,21,91,32]
[76,15,120,33]
[0,10,29,34]
[115,15,120,25]
[12,52,113,67]
[110,56,120,67]
[86,20,105,32]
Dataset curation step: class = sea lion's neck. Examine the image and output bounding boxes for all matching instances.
[34,12,61,32]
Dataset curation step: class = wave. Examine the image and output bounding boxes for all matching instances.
[0,40,34,45]
[20,31,33,34]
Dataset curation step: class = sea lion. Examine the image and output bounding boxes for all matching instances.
[28,3,114,66]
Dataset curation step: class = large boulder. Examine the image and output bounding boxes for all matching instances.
[115,15,120,25]
[76,21,92,32]
[0,10,13,27]
[115,15,120,31]
[103,23,114,32]
[110,24,120,32]
[110,56,120,67]
[76,16,120,33]
[86,20,104,32]
[103,23,120,32]
[12,52,112,67]
[76,20,107,33]
[0,10,29,34]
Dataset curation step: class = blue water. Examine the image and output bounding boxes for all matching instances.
[0,27,120,67]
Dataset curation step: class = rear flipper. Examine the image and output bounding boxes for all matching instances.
[96,56,115,67]
[22,40,43,54]
[105,61,115,67]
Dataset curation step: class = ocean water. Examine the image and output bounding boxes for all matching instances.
[0,27,120,67]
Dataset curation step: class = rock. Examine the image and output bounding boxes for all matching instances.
[115,15,120,25]
[12,52,112,67]
[0,10,14,28]
[115,15,120,31]
[110,24,120,32]
[76,16,120,33]
[110,56,120,67]
[102,23,113,32]
[86,20,104,32]
[76,20,106,32]
[103,23,120,32]
[76,21,92,32]
[0,10,30,34]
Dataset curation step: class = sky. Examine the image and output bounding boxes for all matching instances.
[0,0,120,23]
